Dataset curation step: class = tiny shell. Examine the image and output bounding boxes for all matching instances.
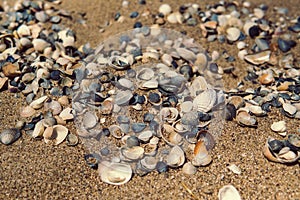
[83,111,98,129]
[236,109,257,127]
[227,164,241,175]
[109,125,125,139]
[192,140,212,166]
[121,146,144,160]
[193,89,217,113]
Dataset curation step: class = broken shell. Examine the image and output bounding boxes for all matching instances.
[0,77,8,90]
[52,125,69,145]
[248,105,266,116]
[59,107,74,121]
[160,107,179,123]
[192,140,212,166]
[166,145,185,168]
[109,125,125,139]
[0,128,21,145]
[227,164,242,175]
[32,120,45,138]
[2,63,21,78]
[271,121,287,136]
[160,124,183,146]
[218,185,242,200]
[282,103,297,116]
[121,146,144,160]
[193,89,217,113]
[172,120,188,133]
[182,162,197,175]
[44,100,62,115]
[43,126,54,143]
[143,143,158,156]
[136,68,155,81]
[99,161,132,185]
[20,106,35,118]
[30,96,48,109]
[244,50,271,65]
[259,73,274,85]
[137,130,153,142]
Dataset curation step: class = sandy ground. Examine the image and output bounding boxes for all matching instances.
[1,0,300,199]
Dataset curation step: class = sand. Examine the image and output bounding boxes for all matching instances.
[0,0,300,199]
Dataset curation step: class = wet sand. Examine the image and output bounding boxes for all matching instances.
[1,0,300,199]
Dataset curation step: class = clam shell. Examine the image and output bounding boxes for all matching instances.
[218,185,241,200]
[271,121,287,136]
[59,107,74,121]
[137,130,153,142]
[66,133,79,146]
[228,96,245,109]
[143,143,158,156]
[172,120,188,133]
[20,106,35,118]
[192,140,212,166]
[109,125,125,139]
[287,134,300,149]
[248,105,266,116]
[140,156,158,170]
[193,89,216,113]
[83,111,98,129]
[182,162,197,175]
[121,146,144,160]
[136,68,154,81]
[52,125,68,145]
[0,129,21,145]
[30,96,48,109]
[244,50,271,65]
[32,120,45,138]
[99,161,132,185]
[166,145,185,167]
[159,107,179,123]
[44,100,62,115]
[43,126,54,143]
[282,103,297,116]
[236,109,257,127]
[109,56,130,70]
[160,124,183,146]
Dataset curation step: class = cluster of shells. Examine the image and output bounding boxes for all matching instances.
[73,28,226,185]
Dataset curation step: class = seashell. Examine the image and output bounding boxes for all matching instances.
[17,24,31,37]
[99,161,132,185]
[193,89,217,113]
[143,143,158,156]
[142,52,159,60]
[236,109,257,127]
[42,117,57,127]
[218,185,242,200]
[159,4,172,15]
[228,96,245,109]
[160,124,183,146]
[140,156,158,171]
[0,129,21,145]
[182,162,197,175]
[52,125,69,145]
[195,53,208,72]
[109,125,125,139]
[161,54,173,66]
[166,145,185,167]
[167,12,183,24]
[282,103,297,116]
[197,130,216,151]
[20,106,35,118]
[30,96,48,109]
[244,50,271,65]
[176,48,196,61]
[59,107,74,121]
[125,135,140,147]
[136,68,155,81]
[259,73,274,85]
[32,120,45,138]
[43,126,54,143]
[278,148,297,160]
[118,78,134,90]
[35,11,49,23]
[226,27,240,42]
[160,107,179,123]
[181,111,199,127]
[227,164,241,175]
[248,105,266,116]
[54,116,66,125]
[44,100,62,115]
[109,56,130,70]
[287,134,300,150]
[189,76,209,97]
[121,146,144,160]
[148,92,162,106]
[115,90,133,106]
[0,77,8,90]
[32,38,51,52]
[58,96,69,106]
[58,29,75,47]
[83,111,98,129]
[22,73,36,83]
[66,133,79,146]
[139,79,158,89]
[101,98,114,115]
[137,130,153,142]
[271,121,287,136]
[192,140,212,166]
[172,120,188,133]
[2,63,21,78]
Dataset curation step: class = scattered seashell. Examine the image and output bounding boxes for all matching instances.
[20,106,35,118]
[166,145,185,167]
[66,133,78,146]
[160,124,183,146]
[0,77,8,90]
[30,96,48,109]
[259,73,274,85]
[227,164,241,175]
[59,107,74,121]
[99,161,132,185]
[192,140,212,166]
[271,121,287,136]
[159,4,172,15]
[226,27,240,42]
[2,63,21,78]
[218,185,242,200]
[244,50,271,65]
[121,146,144,160]
[0,129,21,145]
[109,125,125,139]
[182,162,197,175]
[236,109,257,127]
[193,89,216,113]
[282,103,297,116]
[32,120,45,138]
[83,111,98,129]
[160,107,179,123]
[52,125,69,145]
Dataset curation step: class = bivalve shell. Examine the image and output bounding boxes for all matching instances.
[166,145,185,167]
[99,161,132,185]
[193,89,217,113]
[218,185,242,200]
[271,121,287,136]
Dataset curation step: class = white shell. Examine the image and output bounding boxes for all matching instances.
[99,161,132,185]
[82,111,98,129]
[30,96,48,109]
[59,107,74,121]
[283,103,297,115]
[166,145,185,167]
[20,106,35,118]
[218,185,242,200]
[121,146,144,160]
[137,130,153,142]
[182,162,197,175]
[140,156,158,170]
[109,125,125,139]
[271,121,287,136]
[192,141,212,167]
[160,124,183,146]
[193,89,216,112]
[52,125,68,145]
[32,120,45,138]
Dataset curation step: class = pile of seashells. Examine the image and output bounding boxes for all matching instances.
[73,28,226,185]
